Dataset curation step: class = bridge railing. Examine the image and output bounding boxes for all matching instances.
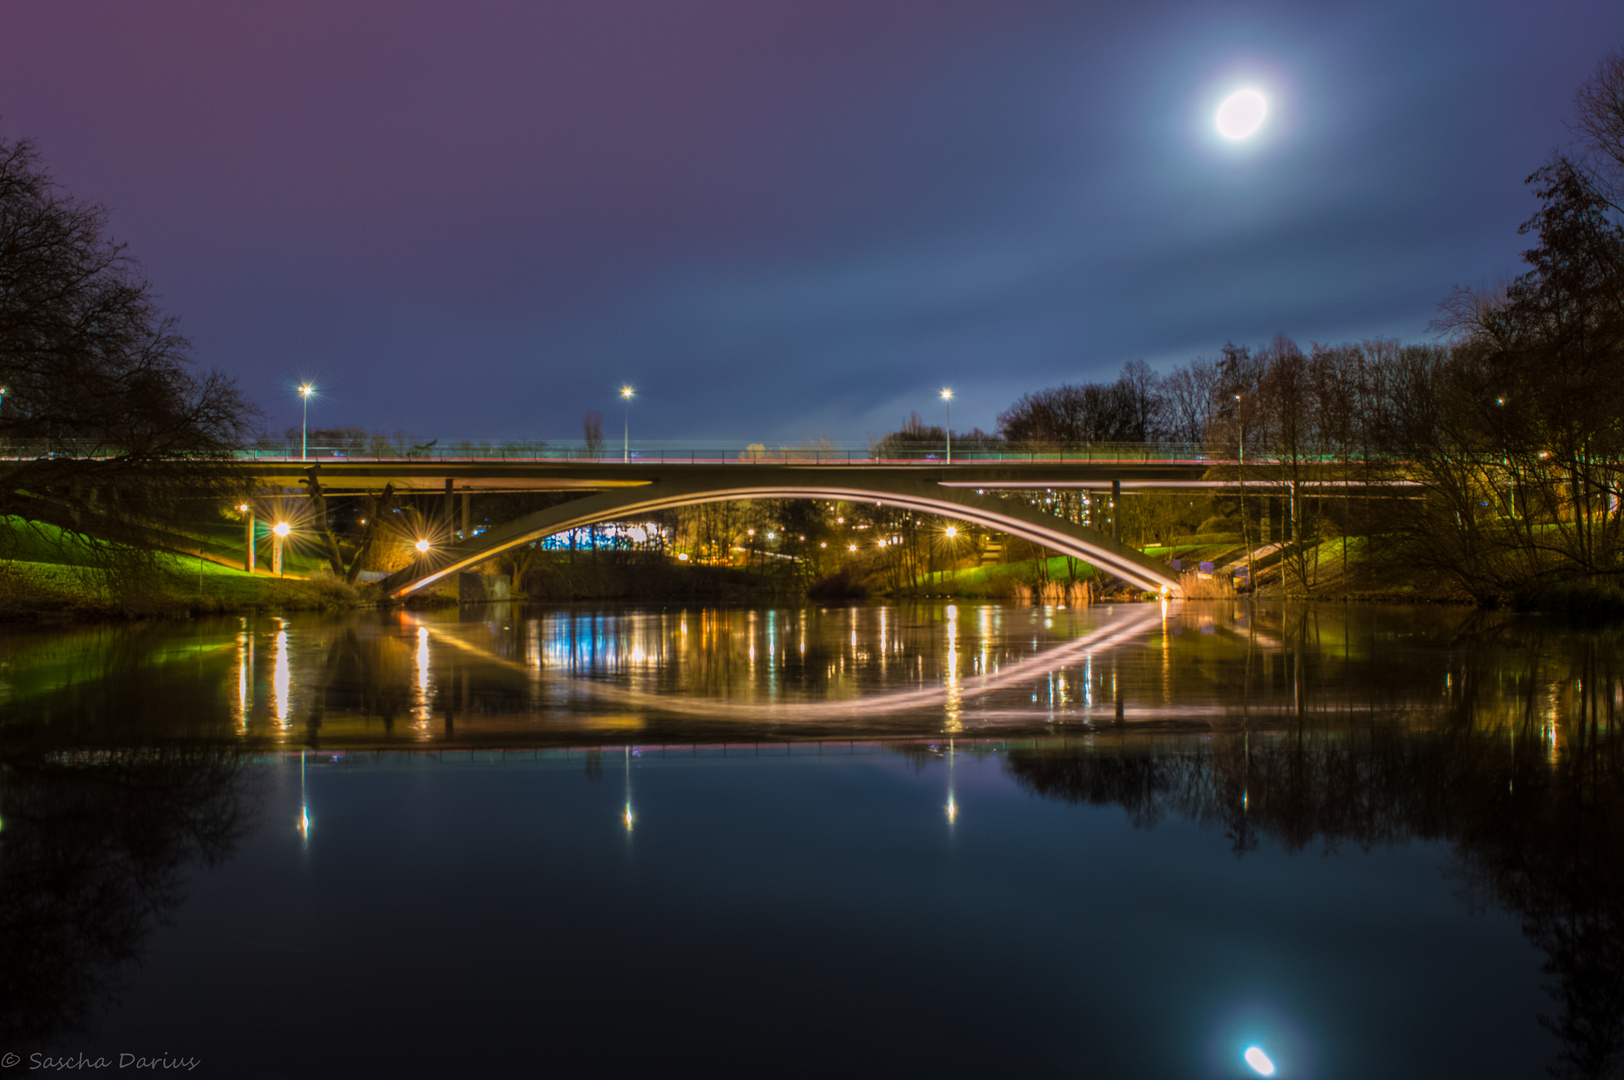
[229,439,1240,464]
[0,438,1423,467]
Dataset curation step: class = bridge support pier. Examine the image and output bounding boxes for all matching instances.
[1111,480,1121,541]
[462,492,471,539]
[243,508,255,573]
[443,478,454,533]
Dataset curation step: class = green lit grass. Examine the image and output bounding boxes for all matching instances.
[0,517,359,619]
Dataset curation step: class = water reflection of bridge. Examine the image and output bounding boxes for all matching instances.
[191,603,1584,754]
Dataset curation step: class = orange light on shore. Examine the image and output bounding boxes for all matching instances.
[415,539,431,553]
[272,522,291,538]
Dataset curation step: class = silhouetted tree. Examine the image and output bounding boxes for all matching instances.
[0,132,255,574]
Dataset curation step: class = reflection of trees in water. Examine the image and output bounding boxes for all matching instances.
[316,627,417,736]
[0,623,245,740]
[0,739,255,1049]
[1005,694,1624,1076]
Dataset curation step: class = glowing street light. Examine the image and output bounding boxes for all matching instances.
[620,385,634,463]
[415,538,431,554]
[299,384,315,460]
[941,387,953,464]
[271,521,290,577]
[1244,1046,1276,1076]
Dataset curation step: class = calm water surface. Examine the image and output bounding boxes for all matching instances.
[2,601,1620,1078]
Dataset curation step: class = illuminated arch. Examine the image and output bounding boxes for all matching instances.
[380,469,1182,598]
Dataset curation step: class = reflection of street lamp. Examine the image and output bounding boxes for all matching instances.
[299,384,315,460]
[272,521,291,577]
[623,745,635,831]
[296,749,311,842]
[620,386,634,463]
[941,388,953,464]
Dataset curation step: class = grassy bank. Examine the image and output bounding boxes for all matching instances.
[0,518,361,620]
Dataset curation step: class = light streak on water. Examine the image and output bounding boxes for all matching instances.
[272,621,290,728]
[414,624,432,726]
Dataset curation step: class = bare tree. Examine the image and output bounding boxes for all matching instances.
[1162,357,1221,449]
[583,412,603,456]
[0,132,255,579]
[1576,48,1624,187]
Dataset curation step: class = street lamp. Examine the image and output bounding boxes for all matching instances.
[299,384,315,460]
[271,521,291,577]
[620,386,634,463]
[941,388,953,464]
[415,538,431,554]
[238,503,255,573]
[1235,394,1254,590]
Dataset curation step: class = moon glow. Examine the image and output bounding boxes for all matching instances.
[1216,89,1267,139]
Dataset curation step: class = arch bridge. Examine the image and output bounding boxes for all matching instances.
[366,465,1184,599]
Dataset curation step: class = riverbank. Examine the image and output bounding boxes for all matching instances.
[0,518,1604,623]
[0,556,363,620]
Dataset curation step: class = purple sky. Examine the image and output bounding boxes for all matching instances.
[2,2,1618,443]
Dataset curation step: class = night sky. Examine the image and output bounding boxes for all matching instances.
[1,2,1617,443]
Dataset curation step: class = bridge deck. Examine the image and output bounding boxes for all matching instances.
[241,456,1374,494]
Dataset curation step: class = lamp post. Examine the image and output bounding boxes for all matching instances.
[272,521,290,577]
[239,504,255,573]
[1235,394,1254,591]
[299,384,314,460]
[620,386,634,463]
[941,388,953,464]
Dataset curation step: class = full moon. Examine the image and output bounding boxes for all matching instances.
[1216,89,1267,139]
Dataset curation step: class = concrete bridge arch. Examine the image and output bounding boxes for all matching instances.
[380,467,1182,599]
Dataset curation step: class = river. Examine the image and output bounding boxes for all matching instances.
[1,600,1619,1078]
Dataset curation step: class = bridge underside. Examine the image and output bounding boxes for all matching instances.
[379,468,1183,599]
